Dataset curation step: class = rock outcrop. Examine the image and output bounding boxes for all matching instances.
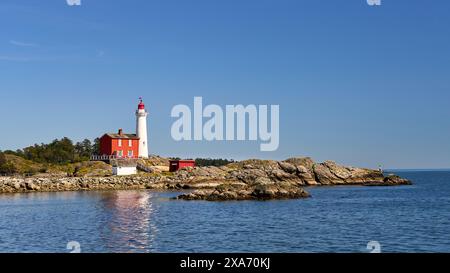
[177,183,310,201]
[174,158,411,201]
[0,157,411,201]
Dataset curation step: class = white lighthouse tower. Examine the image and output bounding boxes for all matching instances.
[136,97,149,158]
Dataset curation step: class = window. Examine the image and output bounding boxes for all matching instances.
[129,140,132,147]
[118,150,123,157]
[118,139,122,147]
[128,150,133,157]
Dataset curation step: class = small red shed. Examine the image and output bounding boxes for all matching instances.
[99,129,140,158]
[169,160,196,172]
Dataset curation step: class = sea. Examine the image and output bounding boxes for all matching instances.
[0,171,449,253]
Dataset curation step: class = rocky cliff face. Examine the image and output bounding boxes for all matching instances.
[0,157,411,201]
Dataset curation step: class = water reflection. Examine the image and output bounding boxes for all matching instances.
[98,191,159,252]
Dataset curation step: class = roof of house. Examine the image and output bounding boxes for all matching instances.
[103,133,140,140]
[170,160,196,163]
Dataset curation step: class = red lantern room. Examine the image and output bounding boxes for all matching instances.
[138,97,145,110]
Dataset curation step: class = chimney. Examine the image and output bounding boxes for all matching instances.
[118,128,123,136]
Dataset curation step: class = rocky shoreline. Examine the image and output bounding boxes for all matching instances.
[0,157,411,201]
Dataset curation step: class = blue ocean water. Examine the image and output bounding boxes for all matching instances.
[0,171,449,253]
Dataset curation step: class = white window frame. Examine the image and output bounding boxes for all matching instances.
[128,150,133,157]
[129,139,132,147]
[118,150,123,157]
[118,139,122,147]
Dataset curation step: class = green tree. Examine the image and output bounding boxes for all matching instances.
[75,139,93,161]
[82,139,93,156]
[9,137,99,165]
[92,138,101,155]
[22,137,75,164]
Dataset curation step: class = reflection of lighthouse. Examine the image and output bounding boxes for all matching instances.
[136,98,149,158]
[99,191,158,252]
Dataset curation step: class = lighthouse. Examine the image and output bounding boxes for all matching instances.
[136,97,149,158]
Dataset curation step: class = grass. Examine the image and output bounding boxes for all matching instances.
[3,154,113,177]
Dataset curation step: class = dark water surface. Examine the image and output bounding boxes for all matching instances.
[0,171,449,253]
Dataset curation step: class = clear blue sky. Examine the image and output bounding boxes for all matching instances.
[1,0,449,169]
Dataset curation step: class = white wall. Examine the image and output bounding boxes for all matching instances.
[112,166,137,176]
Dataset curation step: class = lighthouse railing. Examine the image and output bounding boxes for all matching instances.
[90,155,139,162]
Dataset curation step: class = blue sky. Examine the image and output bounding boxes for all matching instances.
[0,0,449,168]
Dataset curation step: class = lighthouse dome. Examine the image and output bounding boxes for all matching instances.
[138,98,145,110]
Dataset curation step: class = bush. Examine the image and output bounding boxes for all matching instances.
[0,152,5,166]
[195,158,235,167]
